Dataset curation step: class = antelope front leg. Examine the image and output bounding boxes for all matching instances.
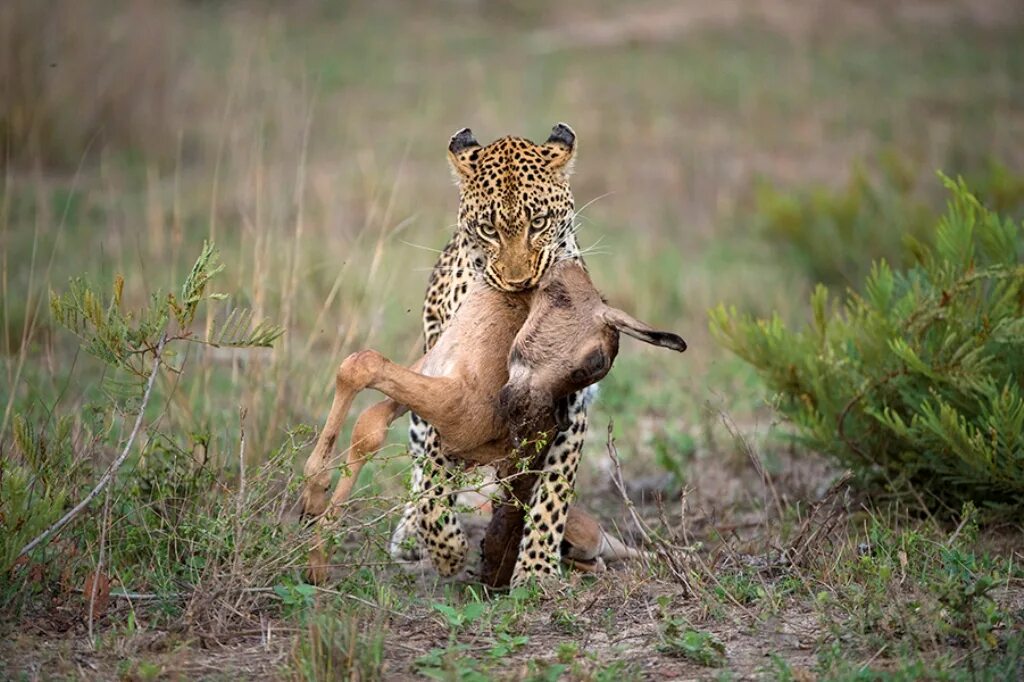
[511,388,590,587]
[300,352,378,521]
[308,397,405,584]
[302,350,442,519]
[301,349,462,582]
[302,352,383,584]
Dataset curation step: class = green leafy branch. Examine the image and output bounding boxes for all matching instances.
[49,241,283,379]
[710,175,1024,514]
[16,242,285,561]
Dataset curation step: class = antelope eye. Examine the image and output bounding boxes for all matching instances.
[477,222,497,239]
[529,215,548,232]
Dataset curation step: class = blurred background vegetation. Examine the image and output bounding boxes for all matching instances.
[2,0,1023,676]
[4,0,1022,467]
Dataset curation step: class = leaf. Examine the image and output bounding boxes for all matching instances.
[178,240,226,324]
[209,308,284,348]
[431,603,461,626]
[461,601,486,624]
[83,571,111,622]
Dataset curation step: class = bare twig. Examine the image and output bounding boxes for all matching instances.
[19,333,167,559]
[605,422,655,551]
[720,410,784,523]
[605,421,695,595]
[788,472,853,567]
[233,407,248,576]
[88,485,112,645]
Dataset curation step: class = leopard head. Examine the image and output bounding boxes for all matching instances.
[447,123,577,292]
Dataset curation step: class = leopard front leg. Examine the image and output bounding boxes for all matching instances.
[511,387,593,586]
[389,414,430,562]
[389,413,469,576]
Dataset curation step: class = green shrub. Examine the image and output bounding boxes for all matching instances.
[752,156,933,287]
[711,176,1024,514]
[2,242,293,630]
[753,156,1024,288]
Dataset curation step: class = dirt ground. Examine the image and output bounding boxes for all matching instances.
[4,439,1022,680]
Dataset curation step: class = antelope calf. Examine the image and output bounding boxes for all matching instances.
[300,259,685,584]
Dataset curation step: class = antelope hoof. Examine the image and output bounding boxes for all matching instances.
[567,557,607,574]
[307,547,330,585]
[299,485,329,523]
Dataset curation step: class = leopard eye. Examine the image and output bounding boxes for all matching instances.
[477,222,497,240]
[529,214,548,233]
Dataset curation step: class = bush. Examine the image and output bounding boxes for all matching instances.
[752,155,933,287]
[711,176,1024,515]
[753,155,1024,288]
[1,243,295,633]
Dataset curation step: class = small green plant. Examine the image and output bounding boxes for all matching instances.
[592,659,643,682]
[489,632,529,659]
[274,582,318,615]
[657,618,726,667]
[713,570,763,606]
[555,641,578,664]
[712,177,1024,514]
[525,659,568,682]
[415,644,489,682]
[550,606,582,634]
[432,599,487,632]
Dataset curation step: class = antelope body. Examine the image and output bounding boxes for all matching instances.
[300,260,685,584]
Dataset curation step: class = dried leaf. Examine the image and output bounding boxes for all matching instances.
[83,571,111,622]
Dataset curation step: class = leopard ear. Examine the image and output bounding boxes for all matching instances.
[447,127,481,183]
[543,122,577,177]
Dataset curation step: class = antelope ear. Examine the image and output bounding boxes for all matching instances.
[543,122,577,177]
[447,127,481,183]
[600,307,687,352]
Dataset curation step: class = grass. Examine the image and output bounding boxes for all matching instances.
[2,0,1024,679]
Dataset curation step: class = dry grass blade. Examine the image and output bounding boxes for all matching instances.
[787,472,853,567]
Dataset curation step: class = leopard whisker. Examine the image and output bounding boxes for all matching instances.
[401,240,446,254]
[577,234,607,255]
[573,192,614,220]
[414,265,485,274]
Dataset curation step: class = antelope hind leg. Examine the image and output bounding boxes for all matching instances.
[300,353,373,520]
[309,398,406,584]
[302,350,462,582]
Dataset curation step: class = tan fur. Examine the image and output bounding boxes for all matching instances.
[401,124,588,583]
[445,125,577,293]
[563,507,647,565]
[300,259,685,584]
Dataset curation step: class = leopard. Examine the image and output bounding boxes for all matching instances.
[388,123,595,586]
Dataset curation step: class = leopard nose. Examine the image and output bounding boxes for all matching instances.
[504,276,531,289]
